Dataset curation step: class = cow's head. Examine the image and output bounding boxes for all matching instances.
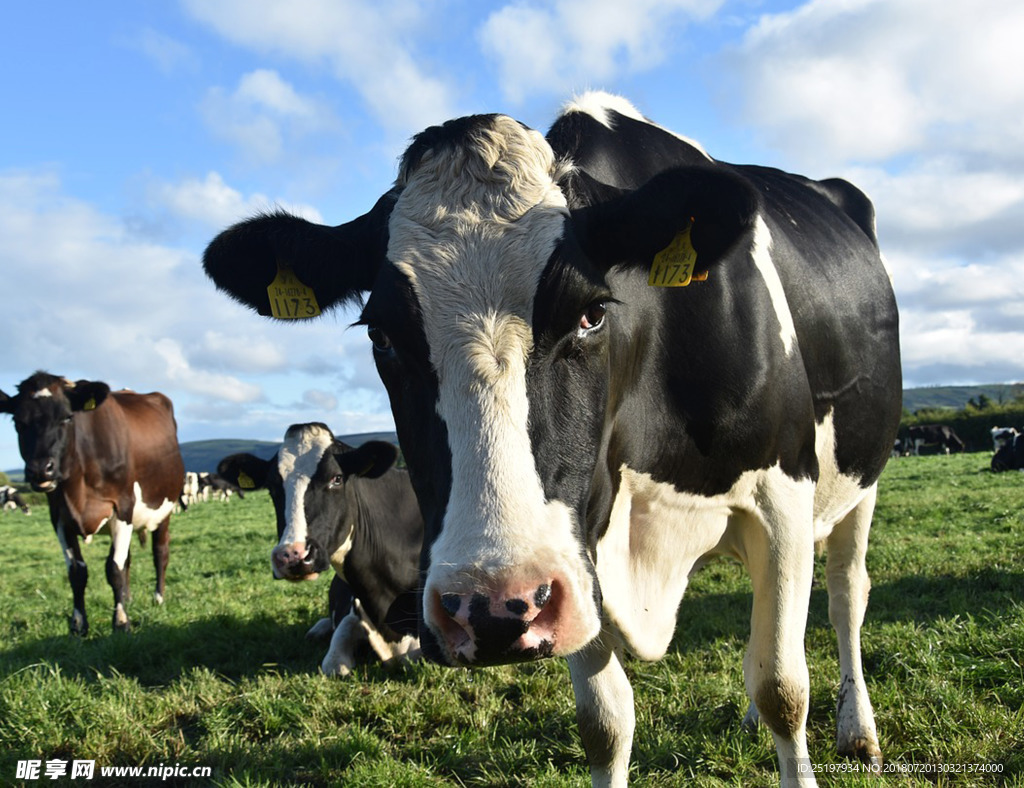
[204,113,757,665]
[0,372,110,492]
[218,424,398,581]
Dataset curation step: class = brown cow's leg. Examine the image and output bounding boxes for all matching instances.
[54,514,89,636]
[107,518,134,631]
[152,518,170,604]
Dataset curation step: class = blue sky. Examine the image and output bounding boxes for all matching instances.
[2,0,1023,471]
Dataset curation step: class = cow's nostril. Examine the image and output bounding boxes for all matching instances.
[505,598,528,616]
[440,593,461,618]
[534,583,551,609]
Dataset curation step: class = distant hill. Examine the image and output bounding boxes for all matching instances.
[180,432,400,474]
[3,432,400,481]
[903,383,1024,413]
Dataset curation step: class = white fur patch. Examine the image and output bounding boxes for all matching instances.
[750,216,797,356]
[129,481,175,533]
[276,425,334,554]
[32,388,53,398]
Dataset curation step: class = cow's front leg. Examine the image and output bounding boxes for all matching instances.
[737,494,817,786]
[825,485,882,767]
[151,517,170,604]
[321,610,368,676]
[55,521,89,635]
[107,518,134,631]
[567,634,634,788]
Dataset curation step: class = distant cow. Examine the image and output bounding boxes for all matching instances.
[197,471,245,502]
[218,423,423,675]
[907,424,965,455]
[991,426,1024,472]
[0,372,184,634]
[0,484,30,514]
[203,92,901,783]
[182,471,200,506]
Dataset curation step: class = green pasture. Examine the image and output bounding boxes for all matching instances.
[0,453,1021,786]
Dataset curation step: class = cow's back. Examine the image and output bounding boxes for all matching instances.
[112,390,185,503]
[554,101,901,495]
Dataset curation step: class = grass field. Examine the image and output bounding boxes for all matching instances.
[1,453,1021,786]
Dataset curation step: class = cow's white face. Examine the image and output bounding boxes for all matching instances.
[373,116,603,664]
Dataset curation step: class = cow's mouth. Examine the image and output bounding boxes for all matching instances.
[30,479,57,493]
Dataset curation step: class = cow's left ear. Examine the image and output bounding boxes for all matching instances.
[570,166,760,273]
[334,441,400,480]
[65,381,110,412]
[218,453,273,491]
[0,390,13,414]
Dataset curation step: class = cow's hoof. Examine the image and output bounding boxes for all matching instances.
[839,739,883,774]
[153,592,165,605]
[68,611,88,637]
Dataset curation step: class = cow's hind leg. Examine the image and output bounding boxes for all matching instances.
[152,517,170,604]
[825,485,882,767]
[107,517,134,631]
[567,635,634,788]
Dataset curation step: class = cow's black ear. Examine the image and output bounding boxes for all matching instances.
[66,381,110,412]
[0,390,13,414]
[217,453,272,491]
[335,441,399,480]
[571,166,760,273]
[202,190,397,319]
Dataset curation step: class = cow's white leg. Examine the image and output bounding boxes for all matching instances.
[825,484,882,767]
[320,610,366,677]
[736,479,817,786]
[567,635,634,788]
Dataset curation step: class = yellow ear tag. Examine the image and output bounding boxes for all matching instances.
[83,397,96,411]
[266,266,321,319]
[237,470,256,490]
[649,223,698,287]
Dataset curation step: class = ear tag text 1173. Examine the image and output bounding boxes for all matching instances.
[267,266,321,319]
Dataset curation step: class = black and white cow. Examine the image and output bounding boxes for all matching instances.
[203,93,902,785]
[906,424,965,455]
[217,424,423,675]
[1,484,31,514]
[991,426,1024,472]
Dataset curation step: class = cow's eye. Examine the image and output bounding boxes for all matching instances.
[580,302,607,333]
[367,326,393,354]
[328,474,344,489]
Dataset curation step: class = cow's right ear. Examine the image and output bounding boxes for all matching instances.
[0,390,13,414]
[217,453,272,491]
[202,190,397,319]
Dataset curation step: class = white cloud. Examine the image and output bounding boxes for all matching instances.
[144,171,324,232]
[126,27,198,74]
[721,0,1024,168]
[184,0,456,134]
[202,70,339,163]
[479,0,723,103]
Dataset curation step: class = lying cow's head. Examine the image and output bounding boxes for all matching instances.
[218,424,398,580]
[0,371,111,492]
[204,114,756,665]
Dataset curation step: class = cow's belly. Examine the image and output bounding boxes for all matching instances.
[595,464,820,661]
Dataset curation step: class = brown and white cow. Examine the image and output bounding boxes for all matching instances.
[202,93,901,785]
[0,371,184,634]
